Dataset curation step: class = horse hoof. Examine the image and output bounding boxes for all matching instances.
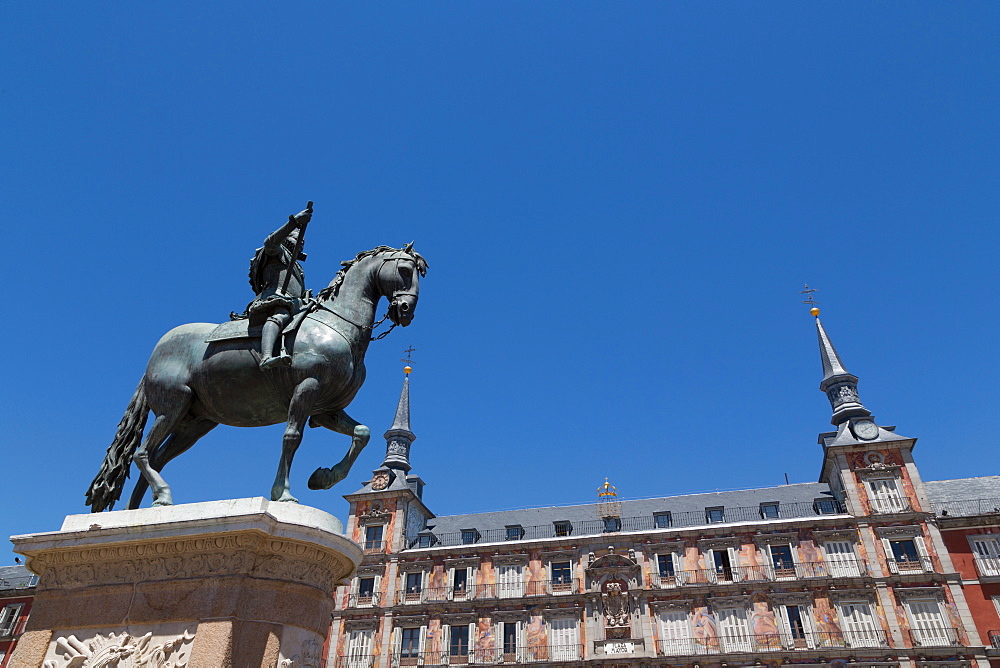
[275,495,299,504]
[308,467,333,490]
[152,499,173,507]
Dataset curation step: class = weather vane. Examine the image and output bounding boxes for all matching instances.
[401,345,417,365]
[800,284,819,307]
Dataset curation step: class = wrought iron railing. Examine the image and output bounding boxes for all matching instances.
[396,579,583,604]
[338,654,375,668]
[932,497,1000,518]
[348,591,382,608]
[656,629,889,656]
[650,559,867,588]
[409,500,845,548]
[907,627,961,647]
[0,573,37,591]
[391,645,583,665]
[869,497,913,514]
[887,556,934,574]
[363,540,386,555]
[974,556,1000,578]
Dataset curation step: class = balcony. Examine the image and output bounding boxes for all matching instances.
[347,591,382,608]
[391,645,583,666]
[907,627,961,647]
[973,556,1000,578]
[338,654,375,668]
[887,556,934,575]
[649,560,867,589]
[656,630,889,656]
[363,540,386,556]
[869,497,912,515]
[987,630,1000,650]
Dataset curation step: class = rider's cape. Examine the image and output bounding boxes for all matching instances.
[248,244,306,295]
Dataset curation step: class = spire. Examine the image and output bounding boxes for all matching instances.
[381,366,415,472]
[812,309,871,426]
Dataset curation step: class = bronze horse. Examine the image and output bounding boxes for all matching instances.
[86,245,427,512]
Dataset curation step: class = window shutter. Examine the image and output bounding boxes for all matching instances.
[718,607,751,652]
[800,604,815,646]
[908,599,949,645]
[468,622,477,656]
[659,610,691,655]
[418,625,427,661]
[728,547,742,582]
[392,626,402,658]
[823,541,859,577]
[838,603,880,648]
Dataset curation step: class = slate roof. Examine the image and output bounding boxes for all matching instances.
[418,482,839,546]
[925,476,1000,516]
[0,564,36,591]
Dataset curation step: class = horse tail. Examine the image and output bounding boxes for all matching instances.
[85,377,150,512]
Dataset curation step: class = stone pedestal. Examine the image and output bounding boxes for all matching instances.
[9,498,361,668]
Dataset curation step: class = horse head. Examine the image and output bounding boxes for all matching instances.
[376,243,428,327]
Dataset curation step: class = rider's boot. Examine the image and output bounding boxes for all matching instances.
[259,312,292,370]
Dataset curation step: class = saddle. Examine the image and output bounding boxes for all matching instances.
[205,304,313,343]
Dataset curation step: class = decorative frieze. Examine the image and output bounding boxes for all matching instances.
[42,629,195,668]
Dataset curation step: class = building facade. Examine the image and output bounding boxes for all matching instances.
[328,314,1000,668]
[0,565,37,667]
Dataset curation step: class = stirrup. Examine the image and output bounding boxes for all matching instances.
[260,354,292,370]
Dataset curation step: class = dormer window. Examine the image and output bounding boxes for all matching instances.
[706,507,725,523]
[760,503,780,519]
[554,521,572,537]
[506,525,524,541]
[461,529,479,544]
[654,512,672,528]
[418,534,433,548]
[815,498,839,514]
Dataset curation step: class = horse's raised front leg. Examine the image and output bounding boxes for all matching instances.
[133,388,193,507]
[306,409,371,490]
[272,377,321,503]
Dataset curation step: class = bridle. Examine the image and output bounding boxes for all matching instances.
[315,253,417,342]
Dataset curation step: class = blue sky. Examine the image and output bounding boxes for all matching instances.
[3,4,999,556]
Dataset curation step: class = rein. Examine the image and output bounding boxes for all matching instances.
[310,254,413,342]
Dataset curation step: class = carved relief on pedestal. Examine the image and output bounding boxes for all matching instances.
[42,629,194,668]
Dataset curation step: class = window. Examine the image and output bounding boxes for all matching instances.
[551,561,572,592]
[717,606,752,652]
[399,627,423,659]
[506,525,524,541]
[497,564,524,598]
[345,629,374,668]
[418,534,433,548]
[548,617,580,660]
[657,553,676,578]
[403,571,424,603]
[654,512,672,528]
[779,604,814,648]
[906,599,951,646]
[603,517,621,532]
[452,568,469,596]
[868,478,906,513]
[770,544,795,578]
[0,604,22,638]
[970,536,1000,576]
[659,609,692,655]
[356,576,377,606]
[823,541,861,577]
[888,538,921,571]
[554,521,572,537]
[815,498,840,514]
[364,525,383,550]
[461,529,479,545]
[448,625,471,658]
[706,507,725,523]
[708,548,735,583]
[502,621,519,656]
[838,602,882,647]
[761,503,780,519]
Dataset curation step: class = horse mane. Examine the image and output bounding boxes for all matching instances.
[317,244,428,301]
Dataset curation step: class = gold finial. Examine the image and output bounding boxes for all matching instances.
[401,345,417,375]
[800,284,820,316]
[597,477,618,498]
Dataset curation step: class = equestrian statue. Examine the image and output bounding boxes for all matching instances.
[85,202,427,512]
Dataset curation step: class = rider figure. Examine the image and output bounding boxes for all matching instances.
[247,204,312,370]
